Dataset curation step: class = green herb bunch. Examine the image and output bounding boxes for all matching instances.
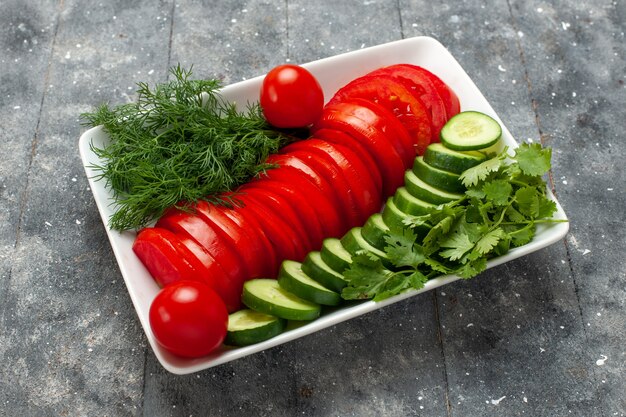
[341,143,567,302]
[81,65,293,231]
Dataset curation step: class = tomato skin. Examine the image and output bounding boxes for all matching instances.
[133,227,206,288]
[328,73,432,154]
[149,281,228,358]
[255,159,344,239]
[312,128,383,194]
[260,64,324,128]
[312,107,406,198]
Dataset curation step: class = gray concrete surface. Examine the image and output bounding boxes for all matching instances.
[1,0,624,416]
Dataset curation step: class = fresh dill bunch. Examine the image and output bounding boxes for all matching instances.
[81,65,294,231]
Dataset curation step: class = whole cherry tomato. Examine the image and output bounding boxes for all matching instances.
[260,64,324,128]
[149,280,228,358]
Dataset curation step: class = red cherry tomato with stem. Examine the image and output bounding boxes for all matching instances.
[260,64,324,128]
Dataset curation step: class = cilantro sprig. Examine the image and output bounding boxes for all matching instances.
[341,143,566,302]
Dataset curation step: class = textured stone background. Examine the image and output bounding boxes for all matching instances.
[0,0,624,416]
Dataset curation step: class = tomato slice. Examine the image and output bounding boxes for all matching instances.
[132,227,206,288]
[394,64,460,121]
[236,190,308,263]
[155,210,247,311]
[280,148,361,229]
[312,107,406,197]
[209,199,277,279]
[369,65,448,141]
[328,73,432,155]
[264,153,346,235]
[254,162,344,239]
[175,233,243,313]
[332,97,416,165]
[312,127,383,195]
[282,139,382,224]
[246,174,325,249]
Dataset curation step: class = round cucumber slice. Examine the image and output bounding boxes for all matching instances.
[404,170,464,205]
[393,187,437,216]
[381,197,431,239]
[278,260,341,306]
[242,279,321,321]
[361,213,390,250]
[301,251,348,293]
[320,238,353,272]
[225,309,286,346]
[423,142,486,174]
[340,227,392,266]
[413,156,465,193]
[439,111,502,151]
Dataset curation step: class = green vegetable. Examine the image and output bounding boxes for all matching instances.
[81,65,295,231]
[341,143,566,302]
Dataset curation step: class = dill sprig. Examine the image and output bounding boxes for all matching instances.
[81,65,294,231]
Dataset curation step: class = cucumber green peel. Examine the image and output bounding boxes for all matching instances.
[341,143,567,302]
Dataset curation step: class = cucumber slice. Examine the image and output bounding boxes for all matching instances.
[301,251,348,293]
[423,142,486,174]
[340,227,393,269]
[225,309,286,346]
[278,260,341,306]
[381,197,431,239]
[361,213,390,250]
[439,111,502,151]
[320,238,353,272]
[413,156,465,193]
[404,170,464,205]
[242,279,321,321]
[393,186,437,216]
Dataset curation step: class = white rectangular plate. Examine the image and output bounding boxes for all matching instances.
[79,36,569,375]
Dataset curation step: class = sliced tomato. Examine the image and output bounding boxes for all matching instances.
[246,174,325,249]
[312,107,406,197]
[312,127,383,194]
[264,153,346,235]
[155,210,247,311]
[280,148,361,228]
[328,73,432,155]
[237,190,308,263]
[331,97,416,166]
[394,64,460,121]
[369,65,448,141]
[210,200,277,279]
[238,182,314,255]
[282,139,382,224]
[175,234,243,313]
[132,227,206,288]
[254,162,344,239]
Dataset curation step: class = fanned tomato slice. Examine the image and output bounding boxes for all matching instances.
[281,148,361,229]
[312,107,405,197]
[264,153,346,235]
[133,227,206,288]
[175,233,243,313]
[238,181,314,255]
[237,189,308,263]
[283,138,382,224]
[247,171,326,250]
[155,210,247,312]
[394,64,460,121]
[328,73,432,155]
[313,128,383,194]
[208,200,277,279]
[330,98,416,166]
[254,161,344,239]
[369,65,448,141]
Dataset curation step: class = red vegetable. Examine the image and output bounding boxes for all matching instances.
[260,64,324,128]
[149,281,228,358]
